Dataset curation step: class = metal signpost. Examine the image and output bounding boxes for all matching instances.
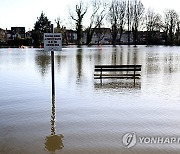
[44,30,64,152]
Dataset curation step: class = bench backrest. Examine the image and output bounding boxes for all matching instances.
[95,65,141,72]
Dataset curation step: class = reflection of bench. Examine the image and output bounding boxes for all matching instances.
[94,65,142,84]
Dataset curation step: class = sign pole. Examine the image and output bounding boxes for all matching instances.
[51,50,55,97]
[51,24,55,97]
[44,24,62,97]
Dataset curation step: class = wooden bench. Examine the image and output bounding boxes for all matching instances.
[94,65,142,84]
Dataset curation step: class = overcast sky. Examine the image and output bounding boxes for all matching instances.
[0,0,180,31]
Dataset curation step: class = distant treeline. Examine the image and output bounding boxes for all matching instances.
[2,0,180,47]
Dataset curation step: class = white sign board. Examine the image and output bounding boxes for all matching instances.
[44,33,62,51]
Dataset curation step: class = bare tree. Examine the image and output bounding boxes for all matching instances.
[108,0,127,45]
[95,17,107,45]
[54,18,68,45]
[108,0,119,45]
[108,0,126,45]
[145,9,162,31]
[127,0,130,44]
[145,9,162,45]
[175,21,180,45]
[70,1,87,46]
[117,0,126,44]
[86,0,106,45]
[126,0,135,45]
[108,0,129,45]
[131,0,145,46]
[163,9,179,45]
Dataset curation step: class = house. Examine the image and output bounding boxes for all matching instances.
[120,31,165,45]
[25,30,32,38]
[0,28,6,42]
[119,31,133,44]
[137,31,165,45]
[92,28,111,44]
[84,28,111,45]
[11,27,25,40]
[66,29,77,44]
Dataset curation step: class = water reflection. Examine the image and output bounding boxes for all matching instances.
[127,46,140,65]
[111,47,118,65]
[111,46,126,65]
[35,51,51,76]
[76,48,83,82]
[94,81,141,90]
[146,51,161,74]
[132,47,138,64]
[93,47,142,90]
[32,46,180,87]
[119,47,123,65]
[2,47,180,153]
[144,50,180,75]
[163,52,177,74]
[45,96,64,153]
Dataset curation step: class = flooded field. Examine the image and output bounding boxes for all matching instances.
[1,45,180,154]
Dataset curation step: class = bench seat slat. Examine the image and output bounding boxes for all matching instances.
[94,74,141,77]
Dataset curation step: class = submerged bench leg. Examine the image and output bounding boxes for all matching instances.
[134,68,136,87]
[100,68,102,84]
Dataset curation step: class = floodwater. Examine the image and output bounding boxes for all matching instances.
[1,46,180,154]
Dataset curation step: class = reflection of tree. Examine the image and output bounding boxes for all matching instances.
[146,52,160,74]
[119,47,123,65]
[96,49,102,64]
[111,46,124,65]
[45,96,64,154]
[133,47,138,64]
[126,46,140,65]
[127,46,131,64]
[164,53,176,74]
[94,81,141,89]
[76,48,83,81]
[146,51,180,75]
[55,54,67,71]
[35,51,51,77]
[112,47,117,65]
[56,55,61,70]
